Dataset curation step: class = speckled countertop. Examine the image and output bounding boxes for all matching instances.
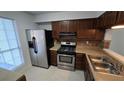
[86,54,124,81]
[50,43,60,51]
[76,44,107,56]
[76,44,124,81]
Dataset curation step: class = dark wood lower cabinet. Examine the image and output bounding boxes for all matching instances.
[76,53,94,80]
[50,50,57,66]
[75,53,85,70]
[84,55,94,81]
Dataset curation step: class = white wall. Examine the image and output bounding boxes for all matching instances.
[34,11,104,23]
[38,22,52,30]
[109,28,124,56]
[0,11,37,80]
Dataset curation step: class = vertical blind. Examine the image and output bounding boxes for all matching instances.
[0,17,23,70]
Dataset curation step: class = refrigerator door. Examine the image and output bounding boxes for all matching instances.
[26,30,48,68]
[34,30,48,68]
[26,30,38,66]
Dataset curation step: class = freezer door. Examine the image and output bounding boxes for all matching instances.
[26,30,38,66]
[33,30,48,68]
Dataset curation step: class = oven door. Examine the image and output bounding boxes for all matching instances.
[57,54,75,67]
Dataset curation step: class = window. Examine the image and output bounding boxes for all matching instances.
[0,17,24,71]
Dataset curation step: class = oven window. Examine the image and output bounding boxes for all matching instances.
[59,55,73,64]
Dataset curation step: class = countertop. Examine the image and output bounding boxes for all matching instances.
[49,43,60,51]
[86,55,124,81]
[76,44,124,80]
[76,44,107,56]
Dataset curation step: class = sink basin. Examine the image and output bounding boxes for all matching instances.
[89,55,110,63]
[93,61,111,72]
[93,62,120,75]
[89,55,120,75]
[93,62,111,69]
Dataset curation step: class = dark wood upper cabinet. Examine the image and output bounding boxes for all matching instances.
[77,29,104,41]
[60,20,77,32]
[60,21,69,32]
[77,29,96,40]
[68,20,77,32]
[96,15,105,29]
[52,18,106,41]
[51,11,124,40]
[52,20,77,40]
[78,19,96,29]
[96,11,118,29]
[77,19,97,40]
[116,11,124,25]
[95,29,105,40]
[103,11,118,28]
[52,21,61,40]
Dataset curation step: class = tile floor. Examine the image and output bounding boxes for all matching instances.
[25,66,85,81]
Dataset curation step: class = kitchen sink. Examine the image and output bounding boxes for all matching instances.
[89,55,120,75]
[93,61,120,75]
[90,55,110,63]
[93,62,111,69]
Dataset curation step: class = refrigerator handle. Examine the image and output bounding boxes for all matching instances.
[32,37,38,53]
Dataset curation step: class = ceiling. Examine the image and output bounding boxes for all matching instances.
[26,11,104,15]
[26,11,60,15]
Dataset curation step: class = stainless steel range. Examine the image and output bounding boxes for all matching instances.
[57,41,76,71]
[57,32,76,71]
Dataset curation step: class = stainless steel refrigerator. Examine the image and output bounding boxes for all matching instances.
[26,30,49,68]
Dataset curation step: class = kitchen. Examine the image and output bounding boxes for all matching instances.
[0,11,124,81]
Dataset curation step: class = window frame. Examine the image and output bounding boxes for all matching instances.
[0,16,24,71]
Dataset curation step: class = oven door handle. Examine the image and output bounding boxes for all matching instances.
[58,54,74,57]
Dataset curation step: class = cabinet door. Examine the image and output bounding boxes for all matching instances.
[60,20,77,32]
[52,20,77,40]
[50,50,57,66]
[84,55,94,81]
[77,19,96,40]
[96,15,105,29]
[97,11,117,29]
[96,11,117,29]
[78,19,95,29]
[77,29,96,40]
[68,20,77,32]
[60,21,69,32]
[52,21,61,40]
[95,29,105,40]
[75,53,85,70]
[103,11,117,28]
[116,11,124,25]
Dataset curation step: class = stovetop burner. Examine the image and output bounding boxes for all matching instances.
[57,46,76,55]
